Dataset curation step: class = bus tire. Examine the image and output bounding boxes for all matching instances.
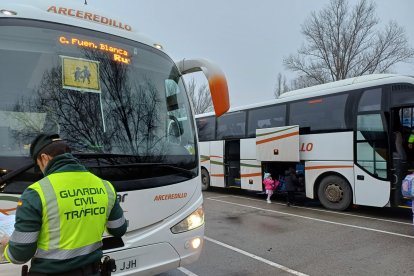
[317,175,352,211]
[201,168,210,191]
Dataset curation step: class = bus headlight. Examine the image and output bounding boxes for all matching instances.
[171,206,204,234]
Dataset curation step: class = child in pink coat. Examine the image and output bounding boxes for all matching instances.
[263,173,279,203]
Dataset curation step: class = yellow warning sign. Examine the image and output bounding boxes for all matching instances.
[61,56,101,93]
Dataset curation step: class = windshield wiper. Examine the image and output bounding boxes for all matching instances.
[0,162,34,186]
[154,164,197,178]
[73,153,139,159]
[0,154,130,186]
[0,159,196,189]
[87,162,196,178]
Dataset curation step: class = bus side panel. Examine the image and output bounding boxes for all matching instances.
[299,132,353,161]
[240,160,262,191]
[305,161,354,199]
[354,166,390,207]
[210,140,225,188]
[256,126,299,162]
[0,194,20,215]
[199,141,211,175]
[240,138,256,160]
[240,139,262,191]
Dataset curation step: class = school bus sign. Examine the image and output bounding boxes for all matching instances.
[61,56,101,93]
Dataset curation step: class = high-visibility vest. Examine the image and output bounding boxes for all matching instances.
[29,172,115,260]
[409,134,414,144]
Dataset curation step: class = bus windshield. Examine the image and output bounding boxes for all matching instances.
[0,19,197,188]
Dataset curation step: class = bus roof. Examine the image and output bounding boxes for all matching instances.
[196,74,414,118]
[0,0,163,51]
[278,74,409,99]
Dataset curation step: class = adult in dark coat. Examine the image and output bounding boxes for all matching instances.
[285,167,299,206]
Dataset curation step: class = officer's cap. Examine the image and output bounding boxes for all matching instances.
[30,133,62,161]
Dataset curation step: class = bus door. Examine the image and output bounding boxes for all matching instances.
[389,107,413,205]
[210,140,225,188]
[256,126,300,162]
[224,140,241,188]
[399,107,414,166]
[354,111,391,207]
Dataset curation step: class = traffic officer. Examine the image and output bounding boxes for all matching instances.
[1,133,127,275]
[408,129,414,149]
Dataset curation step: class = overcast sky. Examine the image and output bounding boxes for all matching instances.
[94,0,414,108]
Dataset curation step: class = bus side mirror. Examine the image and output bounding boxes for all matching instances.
[176,58,230,117]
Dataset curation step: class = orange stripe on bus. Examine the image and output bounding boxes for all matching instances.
[210,155,223,159]
[0,208,17,215]
[211,174,225,177]
[241,173,262,177]
[308,99,322,104]
[256,131,299,145]
[201,159,209,163]
[305,165,353,170]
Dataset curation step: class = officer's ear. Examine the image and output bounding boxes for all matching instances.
[39,153,52,161]
[37,153,52,172]
[34,156,43,174]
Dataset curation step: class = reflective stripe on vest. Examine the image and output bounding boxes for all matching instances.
[35,241,102,260]
[39,177,60,249]
[102,180,115,220]
[107,216,126,229]
[32,175,116,259]
[5,245,26,264]
[10,230,39,244]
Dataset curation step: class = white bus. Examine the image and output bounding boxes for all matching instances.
[0,1,229,275]
[196,74,414,211]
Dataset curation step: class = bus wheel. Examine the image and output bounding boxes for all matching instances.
[201,168,210,191]
[317,175,352,211]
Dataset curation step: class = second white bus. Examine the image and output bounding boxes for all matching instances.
[196,74,414,211]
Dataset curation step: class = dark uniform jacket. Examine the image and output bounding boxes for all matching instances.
[6,153,127,273]
[285,172,299,192]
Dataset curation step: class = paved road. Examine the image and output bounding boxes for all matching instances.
[160,189,413,276]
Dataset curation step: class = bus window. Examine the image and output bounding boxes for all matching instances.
[358,88,382,112]
[289,94,348,132]
[216,111,246,140]
[247,104,286,137]
[196,116,216,141]
[391,84,414,106]
[356,114,388,178]
[401,107,414,128]
[165,79,196,153]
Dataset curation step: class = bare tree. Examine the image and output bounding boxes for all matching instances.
[187,78,213,114]
[283,0,414,86]
[13,47,166,158]
[290,75,320,90]
[274,73,290,98]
